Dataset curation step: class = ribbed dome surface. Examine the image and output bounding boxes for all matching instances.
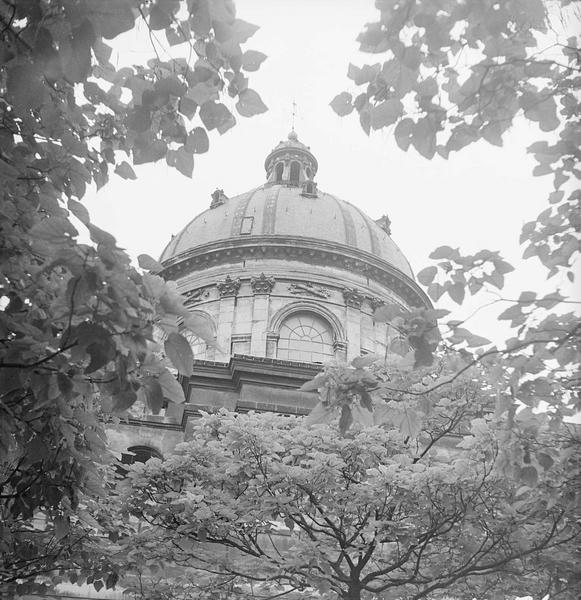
[160,185,413,278]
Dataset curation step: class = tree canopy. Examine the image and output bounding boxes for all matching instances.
[102,373,580,599]
[0,0,266,592]
[331,0,580,424]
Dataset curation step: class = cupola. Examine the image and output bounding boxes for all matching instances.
[264,131,318,187]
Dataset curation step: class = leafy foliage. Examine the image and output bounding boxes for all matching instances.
[0,0,265,592]
[332,0,580,423]
[104,389,580,600]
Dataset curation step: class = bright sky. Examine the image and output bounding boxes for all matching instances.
[84,0,577,344]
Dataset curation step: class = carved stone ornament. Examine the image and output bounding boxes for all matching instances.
[288,281,330,299]
[376,214,392,235]
[250,273,276,295]
[368,296,386,311]
[182,288,209,305]
[342,287,365,309]
[210,188,228,209]
[217,275,241,297]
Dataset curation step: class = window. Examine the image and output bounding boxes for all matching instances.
[277,312,334,363]
[240,216,254,235]
[289,161,300,185]
[275,162,284,182]
[306,167,312,179]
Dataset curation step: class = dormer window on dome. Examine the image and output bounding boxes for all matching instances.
[264,131,318,189]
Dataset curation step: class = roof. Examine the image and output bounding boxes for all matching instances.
[159,185,414,278]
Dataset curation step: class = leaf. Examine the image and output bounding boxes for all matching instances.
[235,88,268,118]
[179,96,198,119]
[143,377,165,415]
[185,127,209,154]
[143,273,166,299]
[448,282,465,305]
[399,408,422,439]
[114,161,137,180]
[158,371,185,404]
[520,465,538,487]
[199,102,236,133]
[412,117,437,159]
[68,199,91,226]
[373,304,405,322]
[86,0,135,40]
[230,19,260,43]
[417,266,437,286]
[370,98,403,129]
[149,4,172,30]
[347,62,380,85]
[429,245,457,260]
[30,217,78,244]
[166,147,194,178]
[242,50,267,71]
[359,389,373,412]
[88,223,117,247]
[138,254,164,272]
[165,332,194,376]
[299,373,327,392]
[183,312,218,347]
[537,452,554,470]
[305,401,334,426]
[394,118,415,151]
[351,353,379,368]
[330,92,354,117]
[465,333,492,348]
[427,282,445,302]
[339,405,353,435]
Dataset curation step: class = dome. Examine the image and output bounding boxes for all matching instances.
[160,185,413,278]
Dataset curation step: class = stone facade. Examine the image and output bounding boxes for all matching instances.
[108,133,431,460]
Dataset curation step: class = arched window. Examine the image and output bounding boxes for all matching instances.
[289,161,300,185]
[306,167,312,179]
[126,445,162,463]
[277,312,334,363]
[275,162,284,182]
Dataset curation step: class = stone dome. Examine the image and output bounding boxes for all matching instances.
[160,185,413,278]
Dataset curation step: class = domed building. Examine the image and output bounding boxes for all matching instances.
[109,132,430,457]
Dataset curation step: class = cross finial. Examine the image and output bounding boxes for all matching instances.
[291,100,297,132]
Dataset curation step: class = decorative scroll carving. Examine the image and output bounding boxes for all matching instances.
[217,275,241,297]
[376,214,392,235]
[250,273,275,294]
[342,287,365,309]
[183,288,209,305]
[288,281,330,299]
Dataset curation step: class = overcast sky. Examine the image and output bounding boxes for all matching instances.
[83,0,576,344]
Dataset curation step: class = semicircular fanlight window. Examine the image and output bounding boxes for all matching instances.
[277,312,333,364]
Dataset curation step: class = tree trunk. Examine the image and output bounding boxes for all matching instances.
[342,583,362,600]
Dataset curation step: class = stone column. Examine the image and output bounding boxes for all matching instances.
[342,287,365,362]
[215,276,241,361]
[250,273,275,357]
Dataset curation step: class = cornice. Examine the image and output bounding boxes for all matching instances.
[161,236,431,309]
